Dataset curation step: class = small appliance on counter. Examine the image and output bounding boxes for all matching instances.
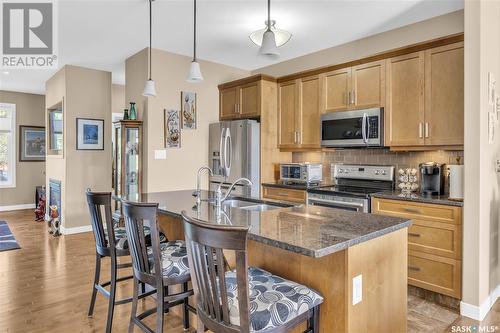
[280,163,323,184]
[419,162,445,196]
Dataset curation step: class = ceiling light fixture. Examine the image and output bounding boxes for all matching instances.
[258,0,280,56]
[186,0,203,83]
[142,0,156,97]
[249,20,292,47]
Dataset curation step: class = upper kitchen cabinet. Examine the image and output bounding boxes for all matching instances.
[321,60,385,113]
[424,42,464,146]
[385,41,464,149]
[218,75,275,120]
[278,76,321,149]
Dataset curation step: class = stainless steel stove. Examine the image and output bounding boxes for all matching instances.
[307,164,395,213]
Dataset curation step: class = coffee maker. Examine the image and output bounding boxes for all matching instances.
[419,162,445,195]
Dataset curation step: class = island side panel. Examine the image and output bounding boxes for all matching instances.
[247,240,347,333]
[346,227,408,333]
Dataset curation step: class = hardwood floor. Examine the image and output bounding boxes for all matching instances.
[0,209,498,333]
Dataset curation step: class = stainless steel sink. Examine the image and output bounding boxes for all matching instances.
[222,199,286,211]
[239,204,283,212]
[222,199,256,208]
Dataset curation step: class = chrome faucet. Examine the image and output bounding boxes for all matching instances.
[193,166,213,204]
[215,177,253,207]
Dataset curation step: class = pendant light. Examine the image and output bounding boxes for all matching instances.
[186,0,203,82]
[259,0,279,56]
[142,0,156,97]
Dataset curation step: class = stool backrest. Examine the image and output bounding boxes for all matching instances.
[86,190,115,256]
[181,211,250,333]
[122,201,162,286]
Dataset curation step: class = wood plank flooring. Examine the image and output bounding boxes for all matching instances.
[0,209,498,333]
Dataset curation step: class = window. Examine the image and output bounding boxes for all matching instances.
[0,103,16,188]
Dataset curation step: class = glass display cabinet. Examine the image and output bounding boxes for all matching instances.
[113,120,142,212]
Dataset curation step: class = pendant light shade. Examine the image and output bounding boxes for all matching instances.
[187,0,203,83]
[250,20,292,47]
[260,30,279,56]
[143,0,156,97]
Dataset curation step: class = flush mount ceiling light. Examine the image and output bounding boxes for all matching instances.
[142,0,157,97]
[249,20,292,47]
[186,0,203,83]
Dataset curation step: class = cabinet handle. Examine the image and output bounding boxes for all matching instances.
[419,123,423,138]
[297,131,301,144]
[408,265,421,272]
[424,123,429,138]
[348,91,351,105]
[294,131,297,144]
[403,207,422,214]
[352,90,356,105]
[234,104,238,113]
[408,232,421,238]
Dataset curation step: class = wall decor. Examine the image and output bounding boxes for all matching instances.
[397,168,419,193]
[76,118,104,150]
[19,126,45,161]
[181,91,196,129]
[164,109,181,148]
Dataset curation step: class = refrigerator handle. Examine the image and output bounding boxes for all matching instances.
[219,127,226,176]
[224,127,232,176]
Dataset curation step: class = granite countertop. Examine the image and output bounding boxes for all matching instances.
[117,190,411,258]
[371,191,463,207]
[261,181,333,190]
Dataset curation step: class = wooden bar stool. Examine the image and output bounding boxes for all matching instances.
[181,211,323,333]
[86,190,156,333]
[122,201,195,333]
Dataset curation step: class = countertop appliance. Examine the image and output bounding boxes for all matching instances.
[307,164,395,213]
[279,163,322,184]
[321,108,384,148]
[209,119,260,197]
[419,162,445,195]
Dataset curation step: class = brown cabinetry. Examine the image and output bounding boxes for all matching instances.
[262,186,306,203]
[278,76,321,149]
[321,60,385,113]
[385,42,464,148]
[371,197,462,298]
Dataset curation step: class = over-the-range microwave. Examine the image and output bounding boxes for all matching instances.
[320,108,384,148]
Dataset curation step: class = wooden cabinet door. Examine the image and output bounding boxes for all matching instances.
[239,81,261,117]
[351,60,385,109]
[321,68,351,113]
[424,42,464,146]
[298,76,321,147]
[278,81,298,147]
[386,52,425,146]
[220,87,238,119]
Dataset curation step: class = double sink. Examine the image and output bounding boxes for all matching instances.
[222,198,292,212]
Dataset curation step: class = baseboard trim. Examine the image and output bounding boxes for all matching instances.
[0,203,35,212]
[460,284,500,321]
[61,224,93,235]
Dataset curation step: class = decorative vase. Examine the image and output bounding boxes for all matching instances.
[123,108,129,120]
[129,102,137,120]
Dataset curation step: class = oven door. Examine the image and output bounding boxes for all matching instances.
[321,108,383,147]
[307,194,369,213]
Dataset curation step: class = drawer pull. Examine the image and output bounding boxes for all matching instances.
[408,265,421,272]
[408,233,421,238]
[403,207,422,214]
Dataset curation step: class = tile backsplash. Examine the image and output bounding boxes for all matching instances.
[293,149,464,181]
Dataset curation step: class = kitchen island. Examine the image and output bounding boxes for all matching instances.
[118,190,411,333]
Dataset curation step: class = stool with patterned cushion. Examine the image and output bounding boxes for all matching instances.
[181,211,323,333]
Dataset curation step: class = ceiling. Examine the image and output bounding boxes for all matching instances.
[0,0,464,95]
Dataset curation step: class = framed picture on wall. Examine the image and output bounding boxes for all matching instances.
[76,118,104,150]
[19,126,46,161]
[164,109,181,148]
[181,91,196,129]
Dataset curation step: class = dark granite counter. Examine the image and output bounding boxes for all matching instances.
[261,181,333,191]
[372,191,463,207]
[117,190,411,258]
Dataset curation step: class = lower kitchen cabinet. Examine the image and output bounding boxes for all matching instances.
[371,197,462,299]
[262,186,306,203]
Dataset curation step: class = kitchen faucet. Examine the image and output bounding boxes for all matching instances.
[193,166,213,204]
[215,177,253,207]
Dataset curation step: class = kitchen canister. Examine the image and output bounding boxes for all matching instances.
[448,164,464,200]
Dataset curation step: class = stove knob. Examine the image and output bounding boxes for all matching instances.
[381,170,387,175]
[344,169,349,174]
[338,169,343,173]
[374,170,380,175]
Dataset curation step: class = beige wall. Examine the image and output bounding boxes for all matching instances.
[0,91,45,207]
[126,48,249,193]
[253,10,464,77]
[463,0,500,312]
[112,84,125,115]
[45,66,112,230]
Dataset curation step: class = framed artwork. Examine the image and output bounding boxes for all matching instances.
[76,118,104,150]
[164,109,181,148]
[181,91,196,129]
[19,126,45,161]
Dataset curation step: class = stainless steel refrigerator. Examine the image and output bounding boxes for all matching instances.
[208,119,260,197]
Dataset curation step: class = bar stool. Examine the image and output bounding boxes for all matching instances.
[181,211,323,333]
[86,190,157,333]
[122,201,195,333]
